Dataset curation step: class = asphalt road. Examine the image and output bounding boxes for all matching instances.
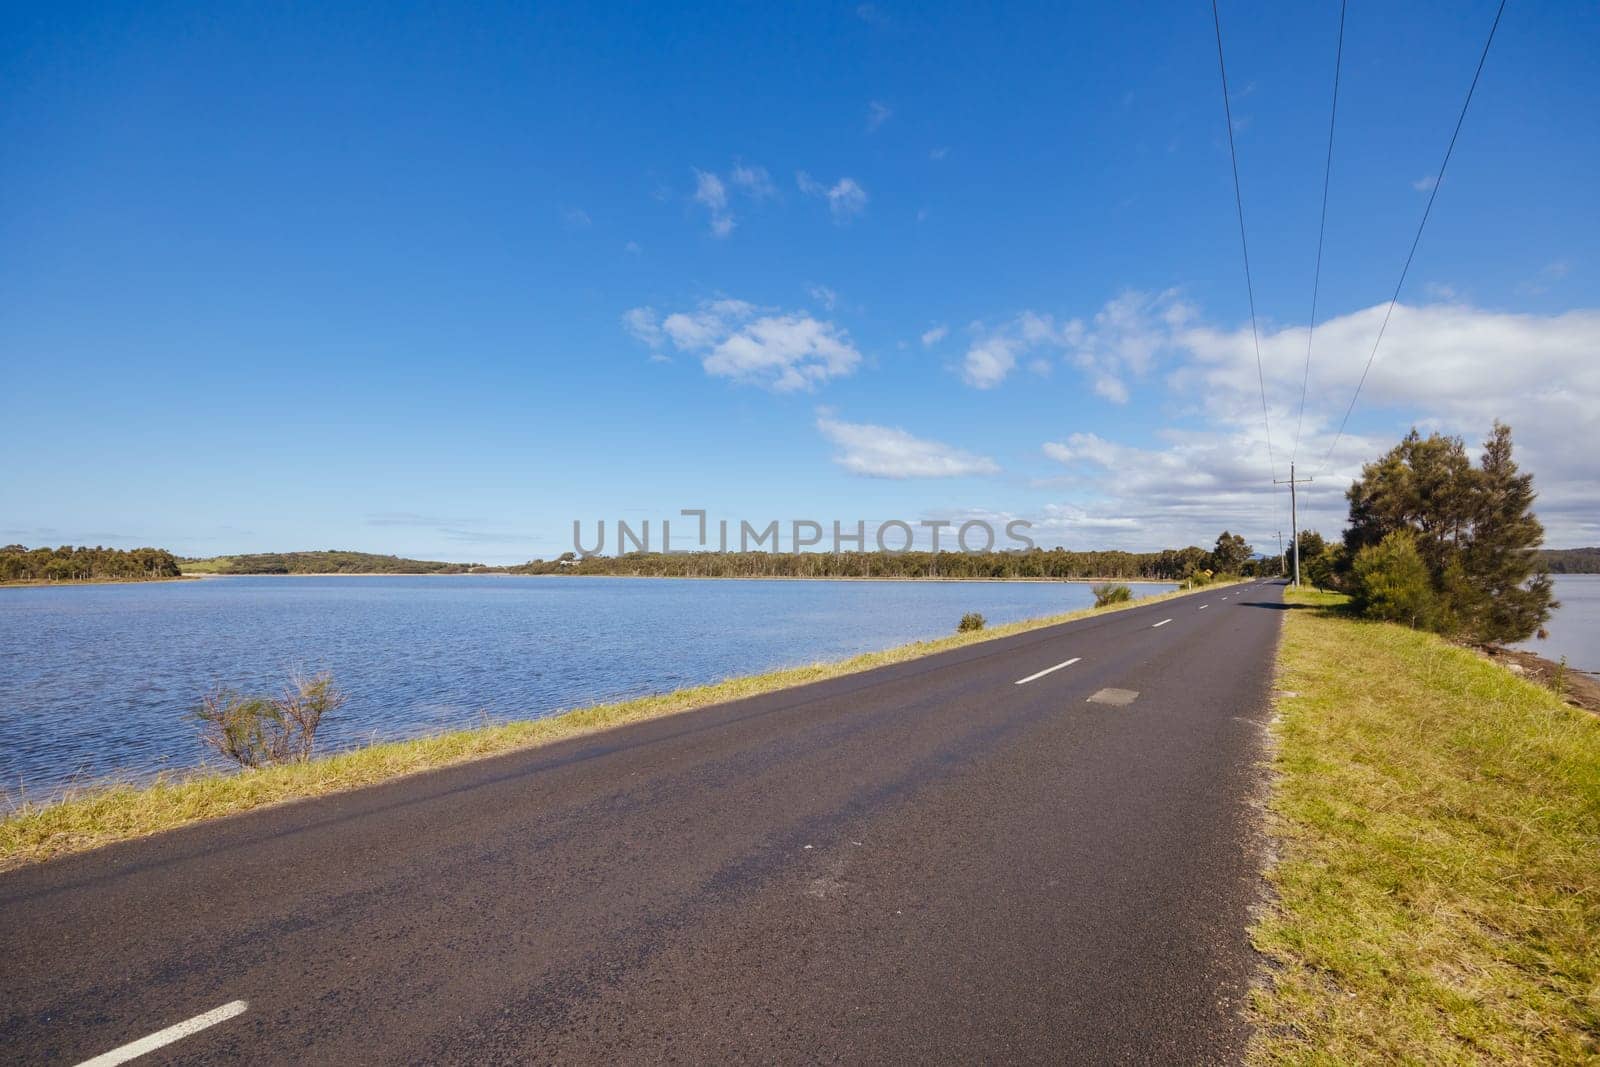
[2,580,1288,1065]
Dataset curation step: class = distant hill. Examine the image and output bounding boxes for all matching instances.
[1540,547,1600,574]
[179,551,486,575]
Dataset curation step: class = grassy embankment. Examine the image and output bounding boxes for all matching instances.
[1253,588,1599,1064]
[0,580,1233,872]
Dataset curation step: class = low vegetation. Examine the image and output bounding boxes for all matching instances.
[1091,582,1132,607]
[195,671,345,768]
[0,544,181,584]
[0,580,1228,871]
[179,550,484,575]
[512,535,1276,581]
[1251,588,1599,1063]
[956,612,986,632]
[1538,546,1600,574]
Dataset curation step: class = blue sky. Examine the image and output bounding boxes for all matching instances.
[3,1,1596,562]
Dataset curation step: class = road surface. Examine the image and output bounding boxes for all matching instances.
[2,581,1287,1065]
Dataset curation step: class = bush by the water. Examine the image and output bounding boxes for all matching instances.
[1351,532,1439,630]
[194,671,346,768]
[957,612,986,633]
[1092,583,1133,608]
[1341,423,1554,642]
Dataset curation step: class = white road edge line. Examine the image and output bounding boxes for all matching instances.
[1152,618,1172,628]
[1014,657,1081,685]
[74,1001,248,1067]
[1198,604,1208,610]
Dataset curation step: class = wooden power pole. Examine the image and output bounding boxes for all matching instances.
[1275,462,1315,587]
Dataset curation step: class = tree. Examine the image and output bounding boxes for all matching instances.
[1303,543,1348,592]
[1210,531,1252,574]
[1295,529,1327,569]
[1458,423,1556,642]
[1342,423,1554,642]
[1344,430,1476,575]
[1352,531,1438,629]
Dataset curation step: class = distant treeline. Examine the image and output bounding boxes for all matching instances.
[509,547,1225,580]
[0,544,183,583]
[1539,547,1600,573]
[179,550,485,575]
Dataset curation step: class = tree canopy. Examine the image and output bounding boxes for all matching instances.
[1341,423,1554,643]
[0,545,182,583]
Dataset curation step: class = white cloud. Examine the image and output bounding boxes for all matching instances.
[622,306,663,348]
[958,290,1190,396]
[562,207,591,229]
[730,162,776,199]
[1026,294,1600,547]
[690,162,779,236]
[808,284,839,311]
[624,299,862,392]
[867,100,893,132]
[693,169,734,237]
[1412,175,1438,192]
[797,172,868,222]
[818,415,999,478]
[961,338,1017,389]
[920,324,948,347]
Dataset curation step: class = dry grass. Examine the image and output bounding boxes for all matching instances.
[0,581,1227,872]
[1251,588,1600,1064]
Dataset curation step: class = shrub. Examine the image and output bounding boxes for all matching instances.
[957,612,986,633]
[1092,583,1133,608]
[1352,531,1439,630]
[194,670,346,768]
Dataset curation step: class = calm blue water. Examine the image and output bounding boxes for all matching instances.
[1515,574,1600,673]
[0,576,1174,802]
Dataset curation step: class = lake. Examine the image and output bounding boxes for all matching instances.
[1515,574,1600,673]
[0,575,1174,803]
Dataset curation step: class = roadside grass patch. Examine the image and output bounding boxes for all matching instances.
[0,580,1228,871]
[1252,588,1600,1064]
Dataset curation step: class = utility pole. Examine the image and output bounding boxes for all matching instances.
[1275,462,1315,587]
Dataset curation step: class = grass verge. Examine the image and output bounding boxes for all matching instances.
[1251,588,1599,1064]
[0,581,1230,872]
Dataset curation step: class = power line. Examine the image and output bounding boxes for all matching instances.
[1319,0,1508,474]
[1210,0,1277,484]
[1291,0,1346,464]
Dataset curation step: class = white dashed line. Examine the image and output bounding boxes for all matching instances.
[1198,604,1208,610]
[74,1001,248,1067]
[1015,657,1081,685]
[1152,618,1172,628]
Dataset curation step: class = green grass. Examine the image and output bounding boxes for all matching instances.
[175,555,232,574]
[1251,588,1600,1064]
[0,581,1230,872]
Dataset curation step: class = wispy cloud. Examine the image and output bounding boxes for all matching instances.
[624,299,862,391]
[730,162,777,199]
[855,3,890,27]
[1412,175,1438,192]
[817,414,999,478]
[866,100,893,132]
[797,172,869,222]
[920,324,948,347]
[692,168,734,237]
